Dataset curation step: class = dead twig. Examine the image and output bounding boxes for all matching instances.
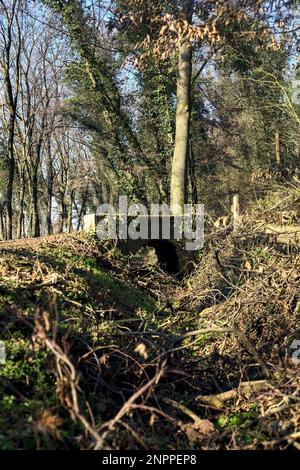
[98,361,167,442]
[196,380,272,408]
[232,323,272,379]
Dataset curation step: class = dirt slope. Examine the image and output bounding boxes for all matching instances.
[0,188,300,450]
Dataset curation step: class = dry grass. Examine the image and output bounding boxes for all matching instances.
[0,186,300,449]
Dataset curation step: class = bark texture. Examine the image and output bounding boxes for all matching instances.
[170,0,193,213]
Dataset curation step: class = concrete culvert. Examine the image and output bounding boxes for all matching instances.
[147,240,179,274]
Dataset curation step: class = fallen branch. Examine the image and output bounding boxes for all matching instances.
[196,380,272,409]
[171,327,233,347]
[162,397,204,423]
[232,323,272,379]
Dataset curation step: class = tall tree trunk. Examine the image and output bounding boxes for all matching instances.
[0,207,5,241]
[17,173,26,239]
[189,143,198,204]
[275,129,281,166]
[231,193,240,232]
[31,169,40,237]
[170,0,193,213]
[46,182,53,235]
[46,139,54,235]
[76,192,88,231]
[2,1,21,239]
[6,113,16,239]
[67,192,74,233]
[59,193,66,233]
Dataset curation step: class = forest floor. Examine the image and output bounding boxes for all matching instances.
[0,185,300,450]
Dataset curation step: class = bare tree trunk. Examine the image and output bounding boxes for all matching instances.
[1,0,22,239]
[46,138,54,235]
[6,115,16,239]
[77,205,86,231]
[76,192,88,231]
[189,143,198,204]
[67,192,74,233]
[275,129,281,166]
[17,172,26,238]
[231,193,240,232]
[59,193,66,233]
[46,178,54,235]
[28,209,33,237]
[31,169,40,237]
[170,0,193,213]
[0,207,5,240]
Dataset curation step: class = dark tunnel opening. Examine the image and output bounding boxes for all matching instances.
[147,240,179,274]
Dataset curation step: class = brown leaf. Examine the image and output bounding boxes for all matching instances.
[194,419,214,435]
[35,410,62,439]
[134,342,148,359]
